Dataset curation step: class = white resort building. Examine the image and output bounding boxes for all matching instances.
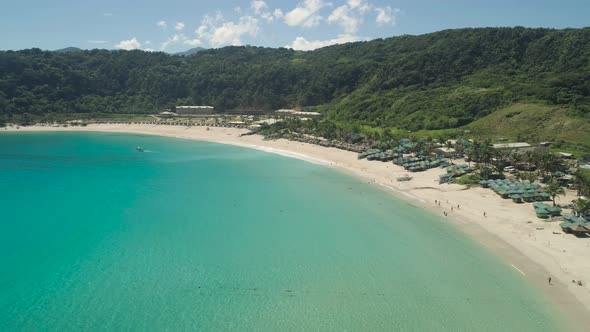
[275,109,321,119]
[175,106,215,116]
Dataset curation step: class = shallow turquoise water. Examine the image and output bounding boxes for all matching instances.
[0,132,564,331]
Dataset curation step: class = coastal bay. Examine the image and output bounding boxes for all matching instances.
[1,126,588,330]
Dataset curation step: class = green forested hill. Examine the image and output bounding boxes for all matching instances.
[1,27,589,131]
[467,104,590,147]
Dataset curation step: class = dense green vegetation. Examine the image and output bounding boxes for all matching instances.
[575,169,590,197]
[1,27,590,139]
[467,103,590,149]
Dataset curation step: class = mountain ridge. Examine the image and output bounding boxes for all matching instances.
[173,47,207,56]
[1,27,589,140]
[53,47,83,53]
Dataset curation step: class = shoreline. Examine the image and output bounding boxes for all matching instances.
[4,123,590,329]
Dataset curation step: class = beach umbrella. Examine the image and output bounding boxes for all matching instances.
[546,206,562,216]
[510,194,523,203]
[535,208,550,219]
[533,202,547,209]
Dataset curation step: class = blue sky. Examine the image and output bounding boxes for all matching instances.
[1,0,589,52]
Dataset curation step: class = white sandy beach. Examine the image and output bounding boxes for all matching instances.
[5,123,590,326]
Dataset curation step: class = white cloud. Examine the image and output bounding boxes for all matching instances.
[115,37,142,50]
[348,0,370,14]
[103,13,113,17]
[88,40,107,44]
[287,34,364,51]
[328,5,360,33]
[251,0,277,23]
[160,34,184,50]
[261,12,275,23]
[251,0,268,14]
[284,0,327,28]
[145,40,152,45]
[273,8,284,19]
[327,0,373,34]
[144,48,155,52]
[375,6,399,26]
[196,15,259,47]
[157,20,167,28]
[184,39,202,46]
[196,14,221,37]
[175,22,185,31]
[160,33,203,50]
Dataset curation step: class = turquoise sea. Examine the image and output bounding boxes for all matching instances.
[0,132,565,331]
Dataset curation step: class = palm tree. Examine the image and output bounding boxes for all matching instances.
[454,140,466,159]
[517,171,538,183]
[536,153,562,181]
[572,198,590,218]
[481,138,494,164]
[444,139,454,150]
[474,139,494,179]
[408,135,418,152]
[436,136,447,146]
[440,138,454,160]
[424,136,435,156]
[414,140,426,156]
[545,178,566,206]
[572,170,590,197]
[471,140,481,157]
[407,136,422,155]
[490,149,504,177]
[382,128,395,145]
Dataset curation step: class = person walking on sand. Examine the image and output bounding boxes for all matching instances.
[483,211,487,218]
[548,277,552,285]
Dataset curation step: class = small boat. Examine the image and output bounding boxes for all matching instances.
[136,147,145,152]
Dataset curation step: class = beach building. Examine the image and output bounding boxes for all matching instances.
[176,106,215,116]
[492,142,551,153]
[448,138,473,147]
[293,111,321,119]
[159,111,176,118]
[434,147,456,158]
[275,109,296,115]
[492,142,538,153]
[253,118,279,125]
[275,109,322,119]
[227,121,245,126]
[492,142,531,150]
[225,108,267,116]
[556,152,574,159]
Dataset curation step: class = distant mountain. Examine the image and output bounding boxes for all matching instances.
[54,47,83,53]
[173,47,206,56]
